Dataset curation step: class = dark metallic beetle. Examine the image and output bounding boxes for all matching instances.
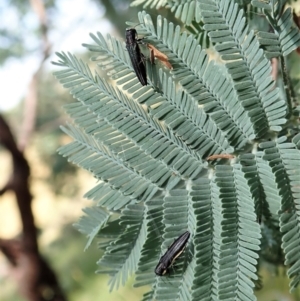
[125,28,147,86]
[155,231,190,276]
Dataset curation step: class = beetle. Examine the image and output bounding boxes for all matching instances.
[125,28,147,86]
[155,231,190,276]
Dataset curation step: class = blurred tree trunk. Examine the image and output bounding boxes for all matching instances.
[0,1,67,299]
[0,114,67,301]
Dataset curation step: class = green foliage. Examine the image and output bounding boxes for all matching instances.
[74,206,110,251]
[252,0,300,57]
[53,0,300,300]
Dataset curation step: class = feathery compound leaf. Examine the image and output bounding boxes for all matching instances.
[190,178,221,301]
[215,165,261,301]
[52,3,300,299]
[83,30,234,160]
[74,207,110,251]
[136,12,256,149]
[237,153,282,265]
[260,137,300,291]
[256,31,282,59]
[58,124,159,203]
[252,1,300,56]
[63,101,181,194]
[254,151,282,217]
[134,198,164,288]
[55,52,203,182]
[97,203,147,290]
[83,14,256,152]
[152,189,193,301]
[83,182,134,211]
[149,71,233,158]
[239,153,272,222]
[185,20,212,49]
[199,0,287,133]
[168,0,198,25]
